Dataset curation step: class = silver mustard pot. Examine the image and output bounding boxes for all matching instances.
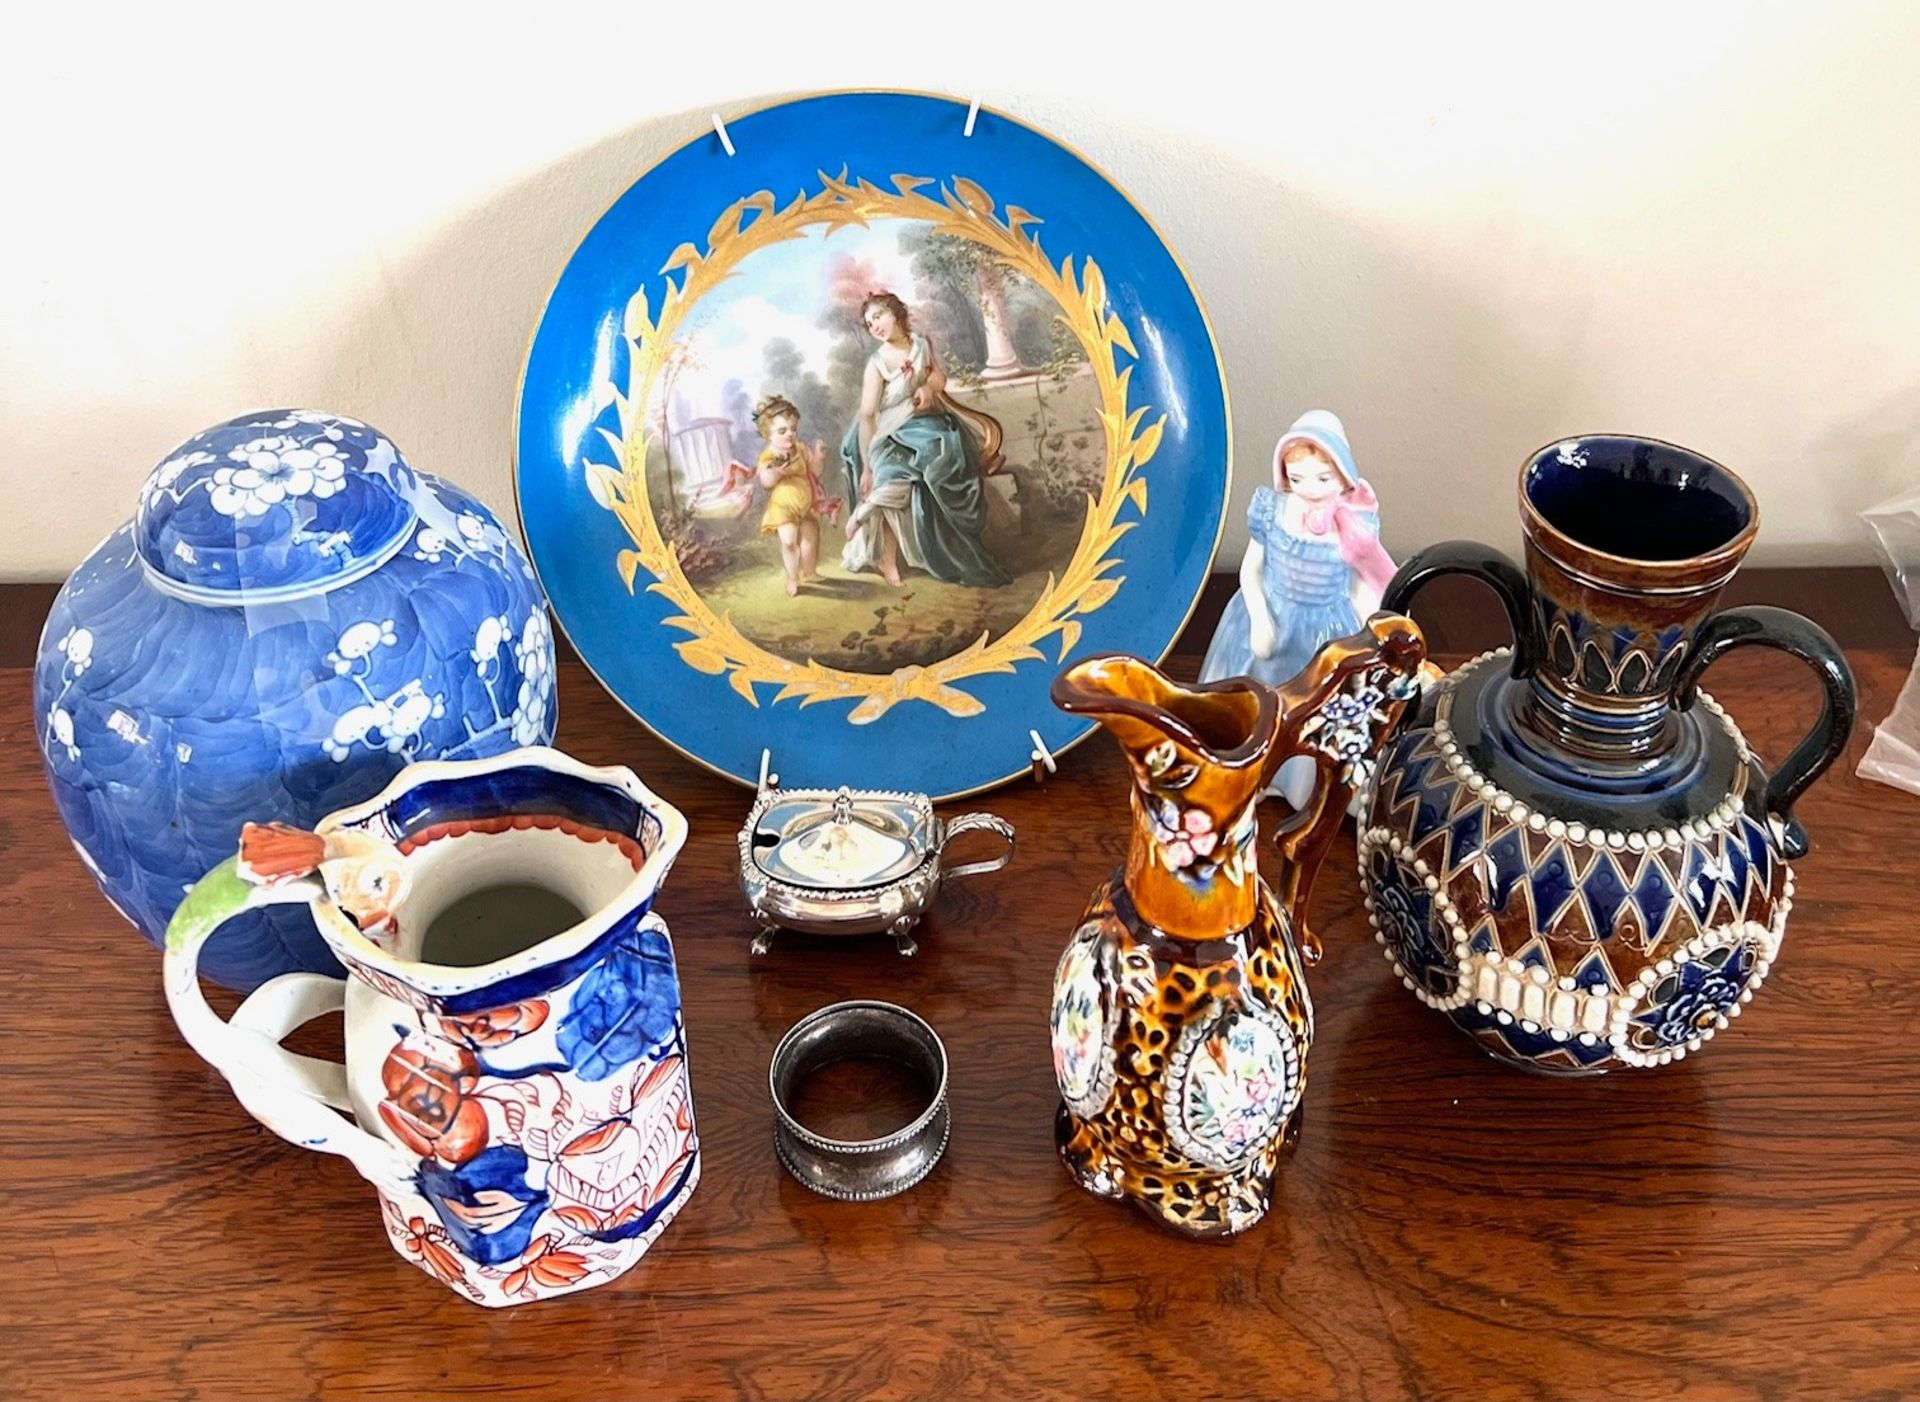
[739,778,1013,956]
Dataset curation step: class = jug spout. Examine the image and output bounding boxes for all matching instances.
[1053,656,1279,940]
[236,822,411,936]
[1052,620,1427,946]
[1053,655,1279,780]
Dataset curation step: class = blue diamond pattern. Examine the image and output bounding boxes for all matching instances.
[1529,851,1577,924]
[1391,747,1435,802]
[1682,843,1721,923]
[1571,950,1616,993]
[1405,761,1458,844]
[1382,744,1457,846]
[1631,858,1675,940]
[1448,806,1486,870]
[1488,831,1528,912]
[1408,787,1451,844]
[1581,855,1630,938]
[1724,831,1750,905]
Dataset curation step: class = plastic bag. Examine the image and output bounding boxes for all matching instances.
[1856,488,1920,795]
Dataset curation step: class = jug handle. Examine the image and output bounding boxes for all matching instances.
[1269,614,1430,964]
[1671,605,1856,860]
[1382,540,1538,679]
[164,859,415,1195]
[939,812,1015,879]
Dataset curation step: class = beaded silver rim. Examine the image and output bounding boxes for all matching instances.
[773,1112,951,1204]
[768,999,951,1201]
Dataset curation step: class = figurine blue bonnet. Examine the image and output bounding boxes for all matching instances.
[1201,410,1399,801]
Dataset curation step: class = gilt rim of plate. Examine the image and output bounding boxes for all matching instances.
[513,89,1231,800]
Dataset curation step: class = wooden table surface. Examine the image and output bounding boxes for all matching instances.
[2,574,1917,1401]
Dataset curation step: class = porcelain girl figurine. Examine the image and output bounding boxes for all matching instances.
[1202,410,1398,691]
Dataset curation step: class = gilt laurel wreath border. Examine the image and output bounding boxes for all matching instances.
[580,169,1165,723]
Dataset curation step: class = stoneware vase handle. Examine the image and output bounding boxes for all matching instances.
[163,858,413,1193]
[939,812,1016,879]
[1671,604,1856,860]
[1381,539,1538,679]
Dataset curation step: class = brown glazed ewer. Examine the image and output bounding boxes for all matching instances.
[1047,615,1426,1239]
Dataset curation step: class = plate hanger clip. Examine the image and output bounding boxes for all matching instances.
[1029,729,1058,786]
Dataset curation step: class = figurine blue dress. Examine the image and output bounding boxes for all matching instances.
[1201,410,1397,690]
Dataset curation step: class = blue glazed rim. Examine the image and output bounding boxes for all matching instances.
[512,89,1231,800]
[313,746,687,1008]
[1519,433,1759,580]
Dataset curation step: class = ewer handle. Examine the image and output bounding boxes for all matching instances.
[163,856,412,1195]
[1269,614,1429,963]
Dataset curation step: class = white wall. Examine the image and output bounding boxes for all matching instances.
[5,1,1917,581]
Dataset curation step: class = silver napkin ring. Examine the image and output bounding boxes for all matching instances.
[769,1000,950,1201]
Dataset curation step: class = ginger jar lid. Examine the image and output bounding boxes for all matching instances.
[133,409,420,602]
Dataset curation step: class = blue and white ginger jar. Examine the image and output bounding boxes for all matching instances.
[35,409,559,989]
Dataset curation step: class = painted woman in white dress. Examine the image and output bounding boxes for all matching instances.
[839,291,1011,589]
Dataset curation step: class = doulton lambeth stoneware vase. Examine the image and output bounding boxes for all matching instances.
[35,410,556,990]
[1049,616,1426,1238]
[1360,435,1855,1073]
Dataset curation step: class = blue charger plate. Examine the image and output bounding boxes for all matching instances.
[516,91,1228,798]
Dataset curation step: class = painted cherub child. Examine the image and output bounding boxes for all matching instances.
[721,395,842,597]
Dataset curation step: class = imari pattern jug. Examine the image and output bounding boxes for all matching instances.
[164,749,699,1306]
